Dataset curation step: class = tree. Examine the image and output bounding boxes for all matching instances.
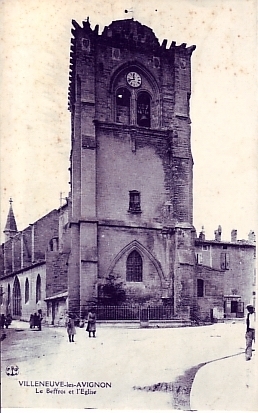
[98,274,126,305]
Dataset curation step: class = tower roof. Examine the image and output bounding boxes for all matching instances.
[4,198,18,235]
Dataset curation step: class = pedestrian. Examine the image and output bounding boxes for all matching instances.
[66,313,76,342]
[1,314,6,329]
[29,314,34,329]
[245,304,255,361]
[33,312,39,329]
[86,308,96,338]
[5,314,12,328]
[38,309,43,331]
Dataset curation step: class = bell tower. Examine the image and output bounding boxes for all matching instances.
[68,18,196,318]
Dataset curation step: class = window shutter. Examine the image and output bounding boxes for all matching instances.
[225,253,230,270]
[220,252,226,270]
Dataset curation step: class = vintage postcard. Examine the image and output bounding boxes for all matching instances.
[0,0,257,412]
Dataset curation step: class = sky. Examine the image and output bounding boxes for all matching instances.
[0,0,257,243]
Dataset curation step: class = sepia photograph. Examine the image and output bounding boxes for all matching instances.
[0,0,257,412]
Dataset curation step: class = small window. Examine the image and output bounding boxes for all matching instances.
[202,245,210,251]
[128,190,141,214]
[126,250,143,282]
[197,279,204,297]
[137,92,150,127]
[116,88,131,124]
[25,278,29,303]
[196,253,203,264]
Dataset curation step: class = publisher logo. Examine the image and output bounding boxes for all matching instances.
[6,365,19,376]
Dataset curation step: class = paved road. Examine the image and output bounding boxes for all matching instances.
[1,319,256,410]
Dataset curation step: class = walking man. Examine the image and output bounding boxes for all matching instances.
[245,305,255,361]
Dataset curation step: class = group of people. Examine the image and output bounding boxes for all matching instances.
[29,310,43,331]
[0,313,12,329]
[66,309,96,343]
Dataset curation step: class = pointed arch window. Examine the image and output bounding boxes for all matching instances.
[116,87,131,124]
[25,278,29,303]
[137,92,151,127]
[126,250,143,282]
[36,274,41,303]
[13,276,21,316]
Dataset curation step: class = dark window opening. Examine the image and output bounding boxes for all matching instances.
[126,250,143,282]
[231,301,238,313]
[137,92,151,127]
[197,279,204,297]
[13,277,21,316]
[116,88,131,124]
[25,278,29,303]
[128,190,141,213]
[36,275,41,303]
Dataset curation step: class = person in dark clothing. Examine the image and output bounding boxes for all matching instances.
[33,312,39,329]
[29,314,34,329]
[37,310,43,331]
[66,313,76,342]
[86,309,96,338]
[1,314,6,329]
[245,305,255,361]
[5,314,12,328]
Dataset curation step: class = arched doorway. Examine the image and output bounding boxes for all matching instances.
[13,277,21,317]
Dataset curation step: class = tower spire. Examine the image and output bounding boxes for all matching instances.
[4,198,18,241]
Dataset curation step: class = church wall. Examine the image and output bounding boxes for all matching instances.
[45,252,68,299]
[98,225,171,305]
[96,129,167,223]
[0,263,47,321]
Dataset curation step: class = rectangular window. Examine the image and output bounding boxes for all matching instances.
[196,253,203,264]
[202,245,210,251]
[128,190,141,214]
[197,279,204,297]
[220,252,229,270]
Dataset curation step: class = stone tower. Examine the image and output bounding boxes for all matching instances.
[68,18,197,318]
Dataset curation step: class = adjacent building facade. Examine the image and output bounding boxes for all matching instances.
[0,18,256,325]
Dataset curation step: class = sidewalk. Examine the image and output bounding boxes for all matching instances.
[190,349,258,410]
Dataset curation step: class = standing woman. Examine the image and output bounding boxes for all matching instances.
[66,313,76,342]
[86,309,96,338]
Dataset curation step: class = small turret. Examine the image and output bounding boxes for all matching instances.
[4,198,18,242]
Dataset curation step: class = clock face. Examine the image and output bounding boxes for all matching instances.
[126,71,142,88]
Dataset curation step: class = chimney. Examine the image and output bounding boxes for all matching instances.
[199,226,205,241]
[231,229,237,243]
[214,225,222,242]
[248,230,256,244]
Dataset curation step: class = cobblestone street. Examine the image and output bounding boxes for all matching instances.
[1,320,257,410]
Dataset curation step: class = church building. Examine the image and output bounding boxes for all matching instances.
[67,18,197,319]
[0,18,255,325]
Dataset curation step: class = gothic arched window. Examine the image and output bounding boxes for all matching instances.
[116,87,131,124]
[25,278,29,303]
[13,276,21,316]
[36,274,41,303]
[137,92,151,127]
[126,250,143,282]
